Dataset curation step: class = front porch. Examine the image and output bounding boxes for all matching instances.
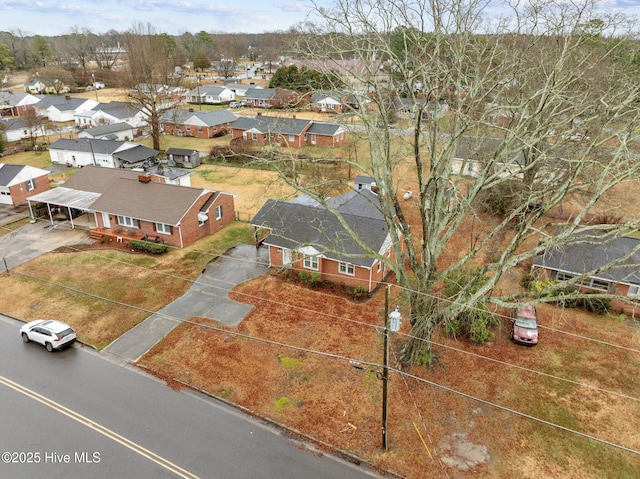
[89,227,165,244]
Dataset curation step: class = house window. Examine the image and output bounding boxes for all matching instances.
[215,205,223,220]
[117,216,138,228]
[303,255,319,270]
[252,132,258,141]
[156,223,171,234]
[628,285,640,298]
[288,135,295,142]
[25,179,35,191]
[339,262,355,276]
[556,271,610,292]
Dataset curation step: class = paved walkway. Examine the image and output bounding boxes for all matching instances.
[105,244,269,362]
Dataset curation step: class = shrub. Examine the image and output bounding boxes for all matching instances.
[579,294,610,314]
[298,270,320,286]
[129,239,168,254]
[348,285,368,300]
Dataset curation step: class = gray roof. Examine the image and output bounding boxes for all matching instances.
[0,92,33,107]
[94,101,139,119]
[232,116,311,135]
[89,177,208,225]
[57,166,210,225]
[188,85,230,96]
[251,190,389,268]
[49,138,158,161]
[49,138,124,155]
[145,165,190,181]
[80,122,134,137]
[306,122,343,136]
[244,88,276,100]
[161,108,237,127]
[1,117,28,130]
[0,164,25,186]
[113,145,160,164]
[533,234,640,285]
[33,96,89,111]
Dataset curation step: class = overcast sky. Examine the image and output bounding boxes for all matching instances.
[0,0,638,37]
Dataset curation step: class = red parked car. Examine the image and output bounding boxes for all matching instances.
[510,305,538,346]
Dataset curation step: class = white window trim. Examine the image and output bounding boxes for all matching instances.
[25,179,35,191]
[215,205,223,220]
[628,285,640,298]
[303,255,319,271]
[117,215,138,228]
[339,262,355,276]
[156,223,171,234]
[556,271,611,292]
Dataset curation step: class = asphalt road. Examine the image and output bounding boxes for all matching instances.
[0,314,380,479]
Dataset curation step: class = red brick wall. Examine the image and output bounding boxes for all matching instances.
[267,242,396,292]
[163,123,231,139]
[8,175,50,206]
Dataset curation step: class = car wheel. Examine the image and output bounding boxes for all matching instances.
[45,342,54,352]
[22,332,29,343]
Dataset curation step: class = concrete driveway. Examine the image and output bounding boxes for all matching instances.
[0,216,94,272]
[105,243,269,362]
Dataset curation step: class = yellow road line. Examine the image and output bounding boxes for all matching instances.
[0,374,200,479]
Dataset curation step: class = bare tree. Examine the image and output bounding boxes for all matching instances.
[264,0,640,364]
[120,22,180,151]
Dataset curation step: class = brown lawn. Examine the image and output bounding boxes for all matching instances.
[137,173,640,478]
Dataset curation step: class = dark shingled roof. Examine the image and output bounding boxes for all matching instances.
[251,190,390,268]
[0,164,24,186]
[532,234,640,285]
[232,116,311,136]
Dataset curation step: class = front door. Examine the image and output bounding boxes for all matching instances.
[282,248,292,267]
[102,212,111,228]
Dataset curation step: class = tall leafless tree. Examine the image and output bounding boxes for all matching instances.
[120,23,180,151]
[265,0,640,364]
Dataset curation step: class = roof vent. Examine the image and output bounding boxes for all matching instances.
[138,174,152,183]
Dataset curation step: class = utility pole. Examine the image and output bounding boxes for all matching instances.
[382,284,390,450]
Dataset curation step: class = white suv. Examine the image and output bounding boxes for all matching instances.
[20,320,77,352]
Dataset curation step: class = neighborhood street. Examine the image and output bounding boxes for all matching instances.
[0,313,380,479]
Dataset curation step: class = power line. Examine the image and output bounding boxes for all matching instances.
[6,267,640,457]
[4,222,640,404]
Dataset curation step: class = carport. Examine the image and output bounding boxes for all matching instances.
[26,187,101,229]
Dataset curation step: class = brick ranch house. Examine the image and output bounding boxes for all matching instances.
[160,108,238,139]
[230,114,346,148]
[0,163,50,206]
[532,233,640,315]
[27,166,235,249]
[251,178,397,293]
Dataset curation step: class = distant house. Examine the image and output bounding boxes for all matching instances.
[27,166,235,248]
[393,98,448,119]
[224,83,256,97]
[251,177,397,293]
[33,96,99,123]
[165,148,201,169]
[310,90,348,113]
[0,163,50,206]
[187,85,235,105]
[532,233,640,315]
[48,138,160,169]
[230,115,345,148]
[451,136,525,178]
[160,108,237,138]
[0,92,40,117]
[77,122,135,141]
[1,117,46,143]
[243,87,300,109]
[74,101,146,129]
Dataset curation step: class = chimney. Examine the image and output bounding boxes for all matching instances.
[138,174,152,183]
[189,108,194,112]
[65,95,71,100]
[292,115,296,119]
[257,112,262,116]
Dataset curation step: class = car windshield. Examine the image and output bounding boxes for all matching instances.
[515,318,537,329]
[56,328,74,339]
